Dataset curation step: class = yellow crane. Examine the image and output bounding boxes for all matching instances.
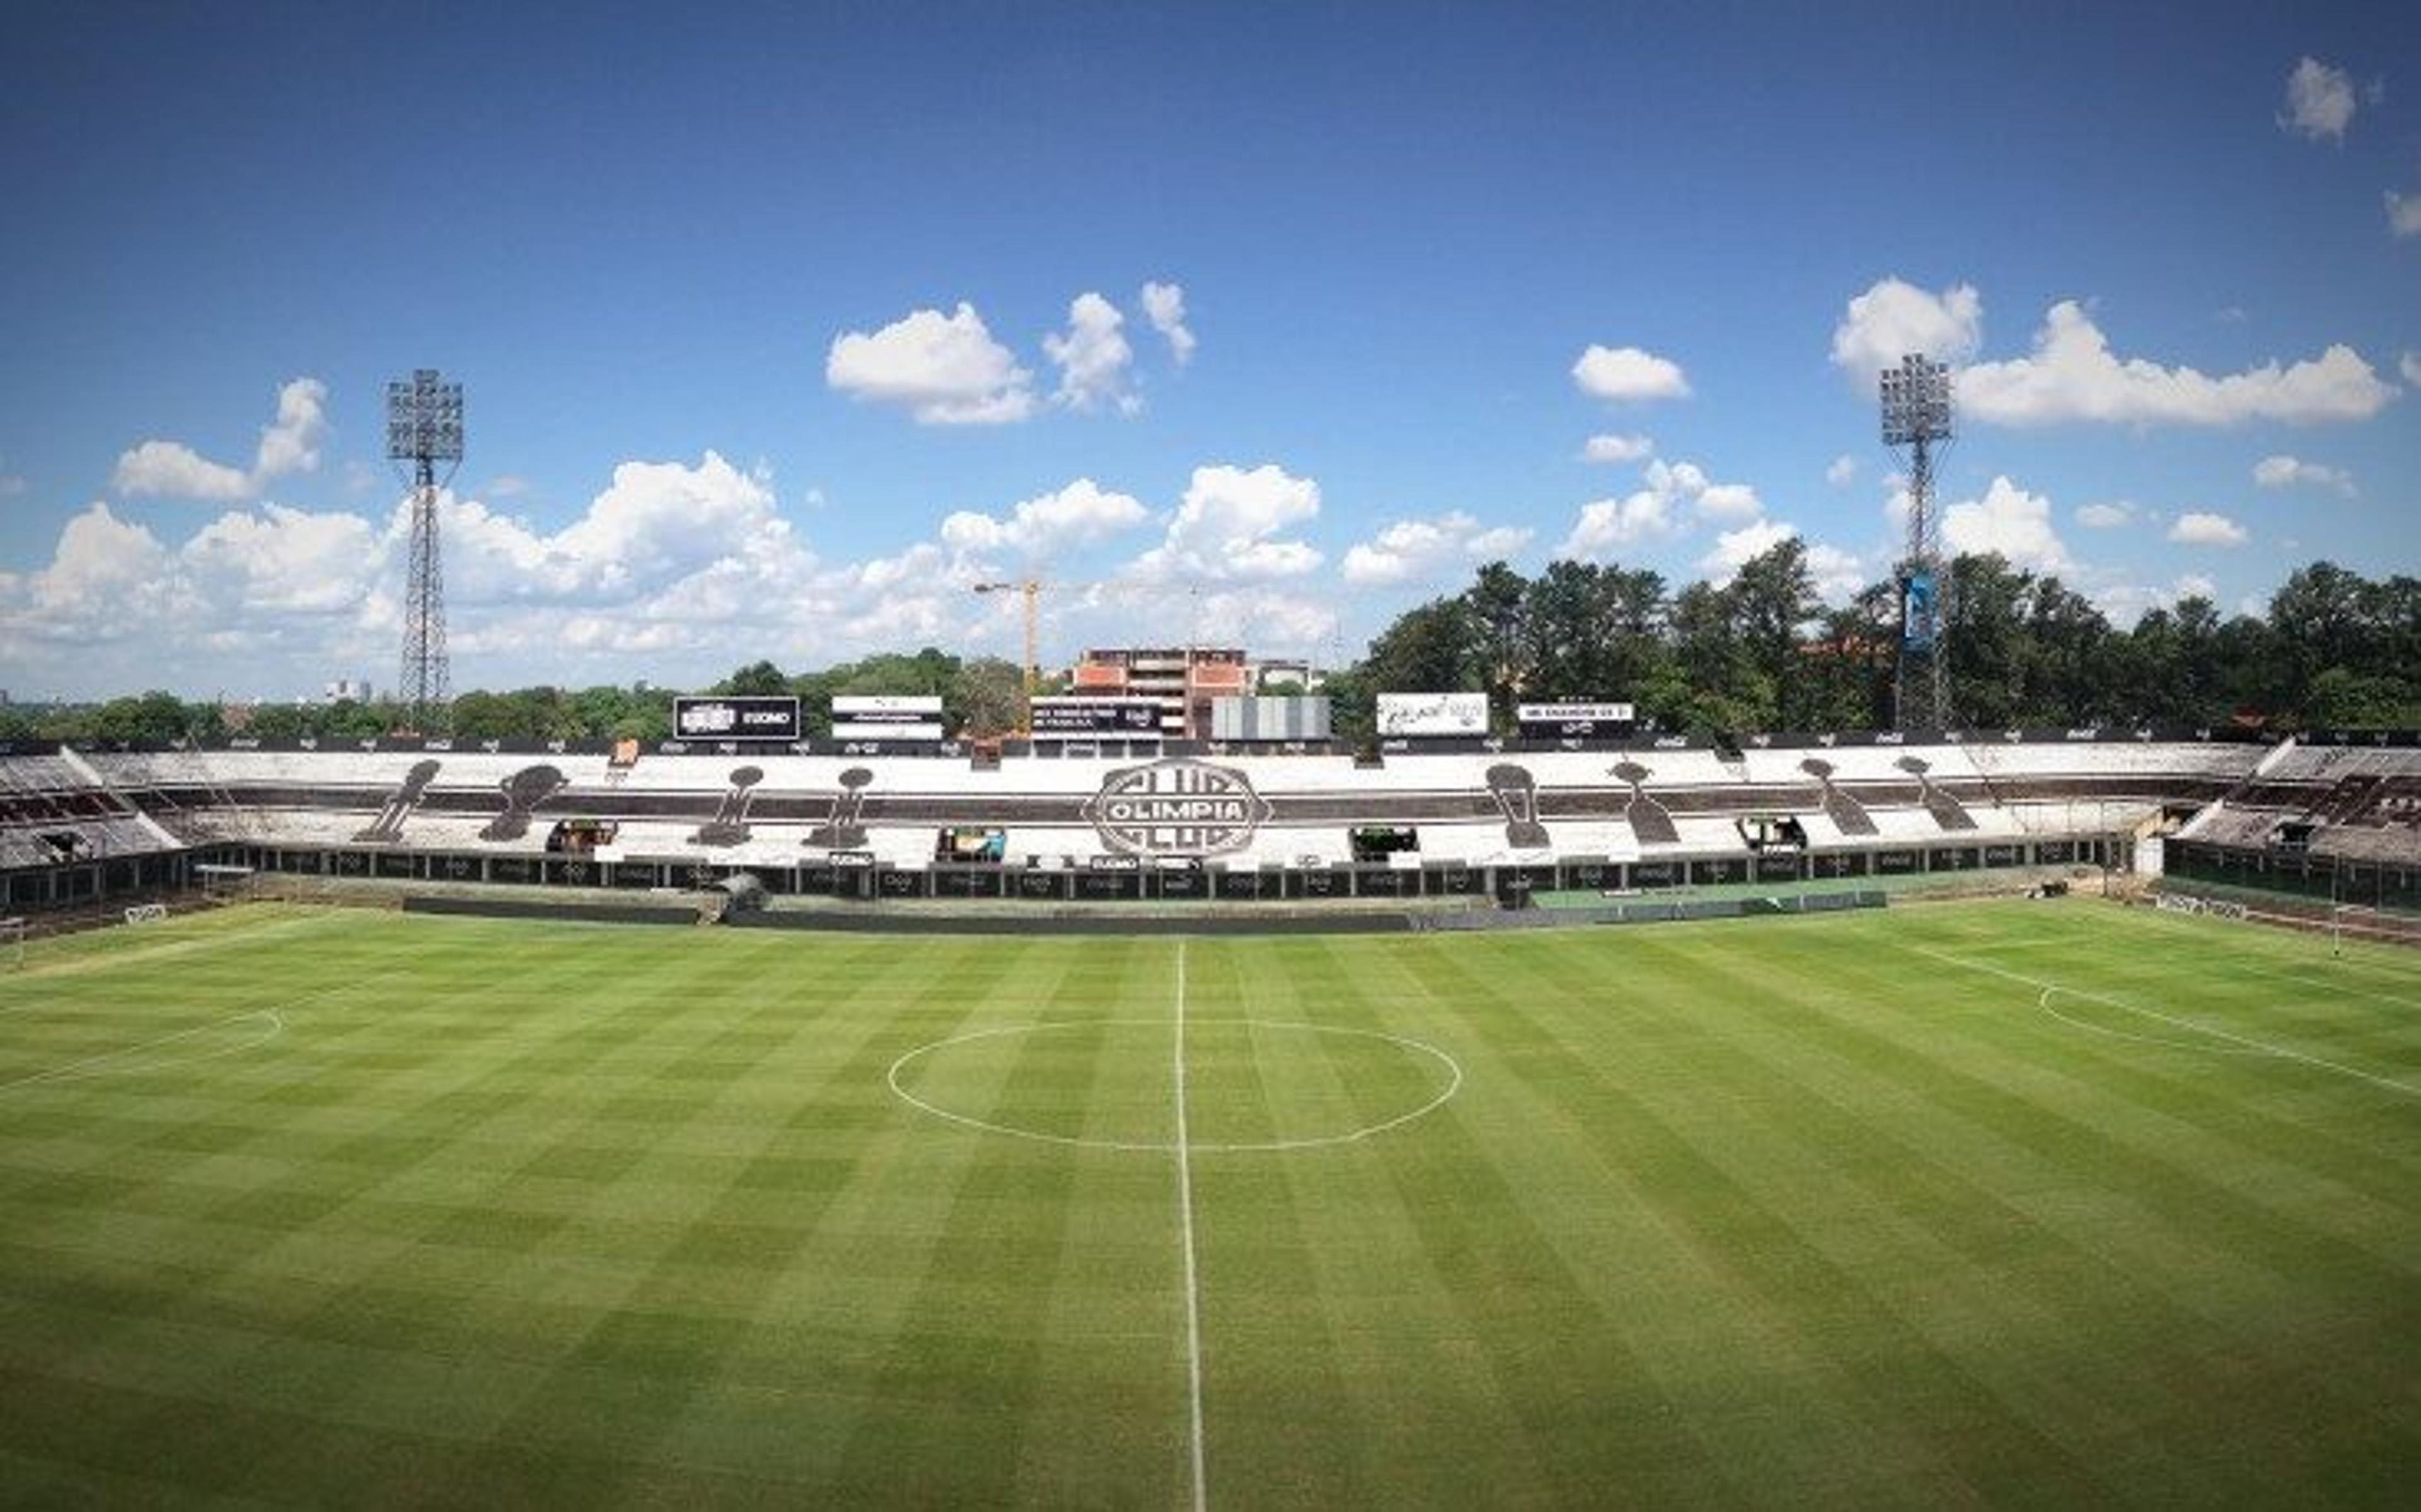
[970,577,1045,701]
[971,575,1209,735]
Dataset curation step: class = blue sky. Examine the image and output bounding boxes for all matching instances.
[1,1,2414,700]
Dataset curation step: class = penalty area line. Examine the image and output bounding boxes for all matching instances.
[1909,944,2417,1098]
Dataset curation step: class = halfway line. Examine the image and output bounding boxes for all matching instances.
[1173,939,1209,1512]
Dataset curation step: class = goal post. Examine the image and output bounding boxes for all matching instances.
[194,863,255,904]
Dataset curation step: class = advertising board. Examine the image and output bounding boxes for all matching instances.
[673,696,801,741]
[830,695,944,742]
[1515,701,1635,738]
[1031,696,1165,737]
[1375,691,1489,737]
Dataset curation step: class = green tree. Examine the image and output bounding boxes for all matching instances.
[717,659,791,697]
[949,656,1026,737]
[1361,596,1475,698]
[1728,539,1820,729]
[1463,562,1531,729]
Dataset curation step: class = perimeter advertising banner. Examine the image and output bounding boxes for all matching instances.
[1376,692,1489,737]
[831,695,946,742]
[673,695,801,741]
[1515,701,1635,739]
[1030,696,1165,737]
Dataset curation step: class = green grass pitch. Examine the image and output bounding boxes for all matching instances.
[1,899,2415,1506]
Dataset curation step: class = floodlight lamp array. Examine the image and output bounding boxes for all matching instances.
[1878,354,1954,447]
[385,369,465,463]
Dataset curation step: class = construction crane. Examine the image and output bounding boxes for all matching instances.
[972,575,1216,735]
[970,578,1045,699]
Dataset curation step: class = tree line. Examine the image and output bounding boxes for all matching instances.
[4,547,2412,747]
[0,651,1030,746]
[1326,545,2419,736]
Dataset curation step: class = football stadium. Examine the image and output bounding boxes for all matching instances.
[1,722,2416,1503]
[8,6,2420,1505]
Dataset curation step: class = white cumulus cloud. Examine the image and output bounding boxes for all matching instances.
[1557,456,1763,562]
[2280,57,2357,142]
[1825,454,1858,487]
[2168,511,2250,546]
[1559,493,1677,560]
[2406,352,2421,386]
[1042,292,1139,414]
[1341,512,1533,586]
[1129,463,1323,581]
[111,441,252,502]
[1140,280,1196,366]
[111,376,329,501]
[939,478,1150,559]
[252,378,330,480]
[1942,476,2070,572]
[1830,278,1983,386]
[2389,190,2421,239]
[2253,454,2355,495]
[1572,344,1690,403]
[2075,501,2136,529]
[1698,519,1797,583]
[1958,301,2396,426]
[825,302,1038,425]
[1582,433,1654,464]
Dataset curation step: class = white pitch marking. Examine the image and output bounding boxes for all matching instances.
[883,1019,1464,1153]
[2031,988,2268,1056]
[1173,939,1209,1512]
[1910,944,2417,1098]
[0,1009,284,1094]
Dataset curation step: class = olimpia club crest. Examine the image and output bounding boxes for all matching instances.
[1084,759,1273,857]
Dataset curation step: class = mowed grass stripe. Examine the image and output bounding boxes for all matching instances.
[1606,926,2408,1499]
[1703,914,2421,1492]
[0,901,2414,1503]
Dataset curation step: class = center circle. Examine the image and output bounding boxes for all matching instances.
[886,1018,1463,1153]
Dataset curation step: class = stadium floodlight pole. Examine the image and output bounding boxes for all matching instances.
[1881,353,1954,732]
[387,369,464,733]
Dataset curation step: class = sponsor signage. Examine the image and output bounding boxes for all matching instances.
[1516,701,1635,738]
[1031,696,1165,737]
[673,696,801,742]
[1376,691,1489,737]
[831,695,944,743]
[1902,569,1939,651]
[1083,758,1273,857]
[831,695,942,717]
[831,722,946,741]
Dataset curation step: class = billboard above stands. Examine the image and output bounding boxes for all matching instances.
[1516,701,1635,739]
[1376,691,1489,737]
[829,695,946,743]
[1031,696,1166,737]
[673,695,801,741]
[831,695,943,718]
[831,721,946,741]
[1210,695,1332,742]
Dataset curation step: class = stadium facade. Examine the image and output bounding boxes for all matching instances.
[4,727,2415,918]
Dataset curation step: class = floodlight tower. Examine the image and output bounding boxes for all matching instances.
[387,369,463,730]
[1880,353,1954,732]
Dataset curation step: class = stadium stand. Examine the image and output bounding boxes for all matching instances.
[4,729,2303,911]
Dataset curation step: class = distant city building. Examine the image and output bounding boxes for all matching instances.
[324,678,374,704]
[1250,658,1322,693]
[1072,646,1248,739]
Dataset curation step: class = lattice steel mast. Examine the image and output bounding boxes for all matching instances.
[387,369,463,731]
[1881,354,1954,732]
